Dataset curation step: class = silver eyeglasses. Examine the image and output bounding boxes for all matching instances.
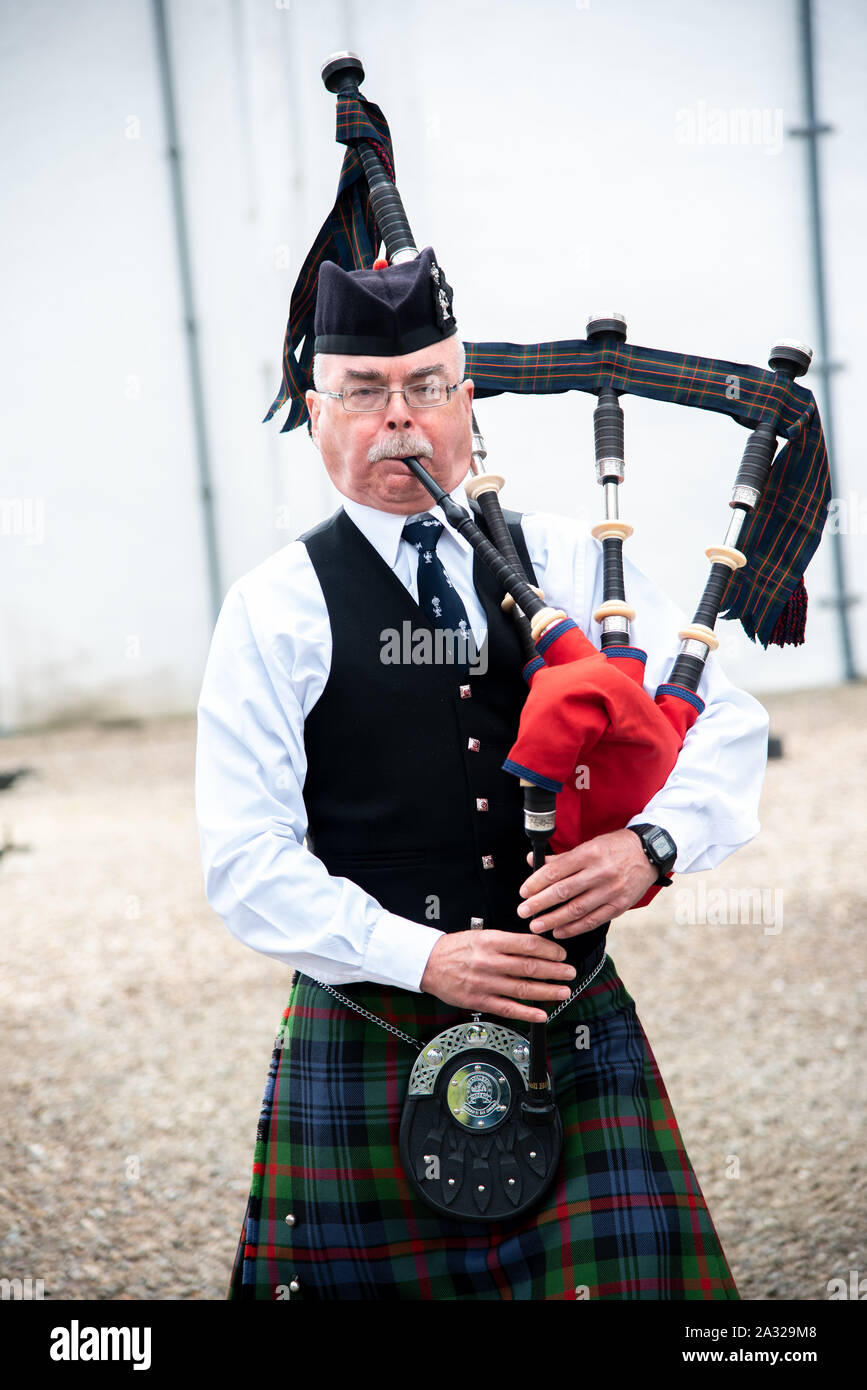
[318,381,462,412]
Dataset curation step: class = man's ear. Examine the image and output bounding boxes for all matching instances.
[306,389,321,446]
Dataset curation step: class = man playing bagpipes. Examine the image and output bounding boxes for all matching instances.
[196,248,777,1300]
[195,57,829,1300]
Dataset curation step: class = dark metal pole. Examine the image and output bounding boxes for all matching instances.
[789,0,858,679]
[151,0,223,628]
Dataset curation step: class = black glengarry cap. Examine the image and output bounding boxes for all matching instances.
[313,246,457,356]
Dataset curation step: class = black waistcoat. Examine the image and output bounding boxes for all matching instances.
[301,504,607,971]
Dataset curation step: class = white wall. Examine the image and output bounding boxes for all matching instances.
[1,0,864,732]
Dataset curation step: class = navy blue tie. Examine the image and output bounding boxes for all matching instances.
[402,514,472,636]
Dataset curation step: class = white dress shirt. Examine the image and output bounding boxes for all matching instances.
[195,484,769,991]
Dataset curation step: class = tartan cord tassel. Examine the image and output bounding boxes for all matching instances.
[263,90,397,433]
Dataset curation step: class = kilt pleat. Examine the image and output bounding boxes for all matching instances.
[228,952,738,1301]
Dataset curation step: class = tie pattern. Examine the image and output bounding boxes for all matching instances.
[402,515,471,635]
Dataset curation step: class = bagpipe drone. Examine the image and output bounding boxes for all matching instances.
[264,53,830,1223]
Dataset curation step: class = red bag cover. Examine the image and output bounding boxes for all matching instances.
[504,620,700,908]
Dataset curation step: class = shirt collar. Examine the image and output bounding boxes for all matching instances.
[342,482,474,571]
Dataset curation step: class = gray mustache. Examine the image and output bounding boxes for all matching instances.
[368,435,434,464]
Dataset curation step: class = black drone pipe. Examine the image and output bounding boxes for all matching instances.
[321,50,538,663]
[321,50,561,1101]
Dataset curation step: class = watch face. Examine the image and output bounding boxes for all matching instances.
[647,828,676,862]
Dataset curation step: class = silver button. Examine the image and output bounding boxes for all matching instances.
[284,1213,296,1227]
[476,798,489,812]
[482,855,494,869]
[470,917,484,929]
[289,1278,300,1293]
[468,737,480,752]
[459,684,472,699]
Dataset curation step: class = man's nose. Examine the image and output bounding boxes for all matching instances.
[383,389,413,428]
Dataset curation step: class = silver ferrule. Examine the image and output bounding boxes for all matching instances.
[723,508,748,548]
[596,457,625,484]
[730,485,759,510]
[602,617,630,635]
[390,247,418,265]
[524,810,556,835]
[680,638,711,661]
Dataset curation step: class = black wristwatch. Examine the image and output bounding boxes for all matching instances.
[628,824,677,886]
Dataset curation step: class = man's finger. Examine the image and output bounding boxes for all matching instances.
[491,952,577,981]
[517,872,597,920]
[481,929,569,961]
[552,902,618,939]
[480,975,574,1003]
[528,897,598,932]
[526,888,605,934]
[519,848,589,899]
[482,997,550,1025]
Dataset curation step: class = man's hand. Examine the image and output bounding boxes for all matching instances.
[420,930,577,1023]
[516,828,659,939]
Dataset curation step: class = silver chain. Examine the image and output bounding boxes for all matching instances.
[309,978,422,1050]
[309,948,608,1054]
[546,947,607,1021]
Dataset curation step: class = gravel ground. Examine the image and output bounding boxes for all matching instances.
[0,683,864,1302]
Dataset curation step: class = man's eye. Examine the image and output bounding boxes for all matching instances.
[349,388,376,400]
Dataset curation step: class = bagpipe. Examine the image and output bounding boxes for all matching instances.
[266,52,830,1224]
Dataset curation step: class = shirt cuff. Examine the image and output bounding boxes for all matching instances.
[626,807,760,874]
[362,912,445,992]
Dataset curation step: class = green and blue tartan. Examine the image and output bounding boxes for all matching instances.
[228,951,738,1301]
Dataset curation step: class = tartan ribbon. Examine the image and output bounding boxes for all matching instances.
[263,90,396,432]
[264,100,830,649]
[462,339,830,648]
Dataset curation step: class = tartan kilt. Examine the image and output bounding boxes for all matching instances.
[228,950,738,1301]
